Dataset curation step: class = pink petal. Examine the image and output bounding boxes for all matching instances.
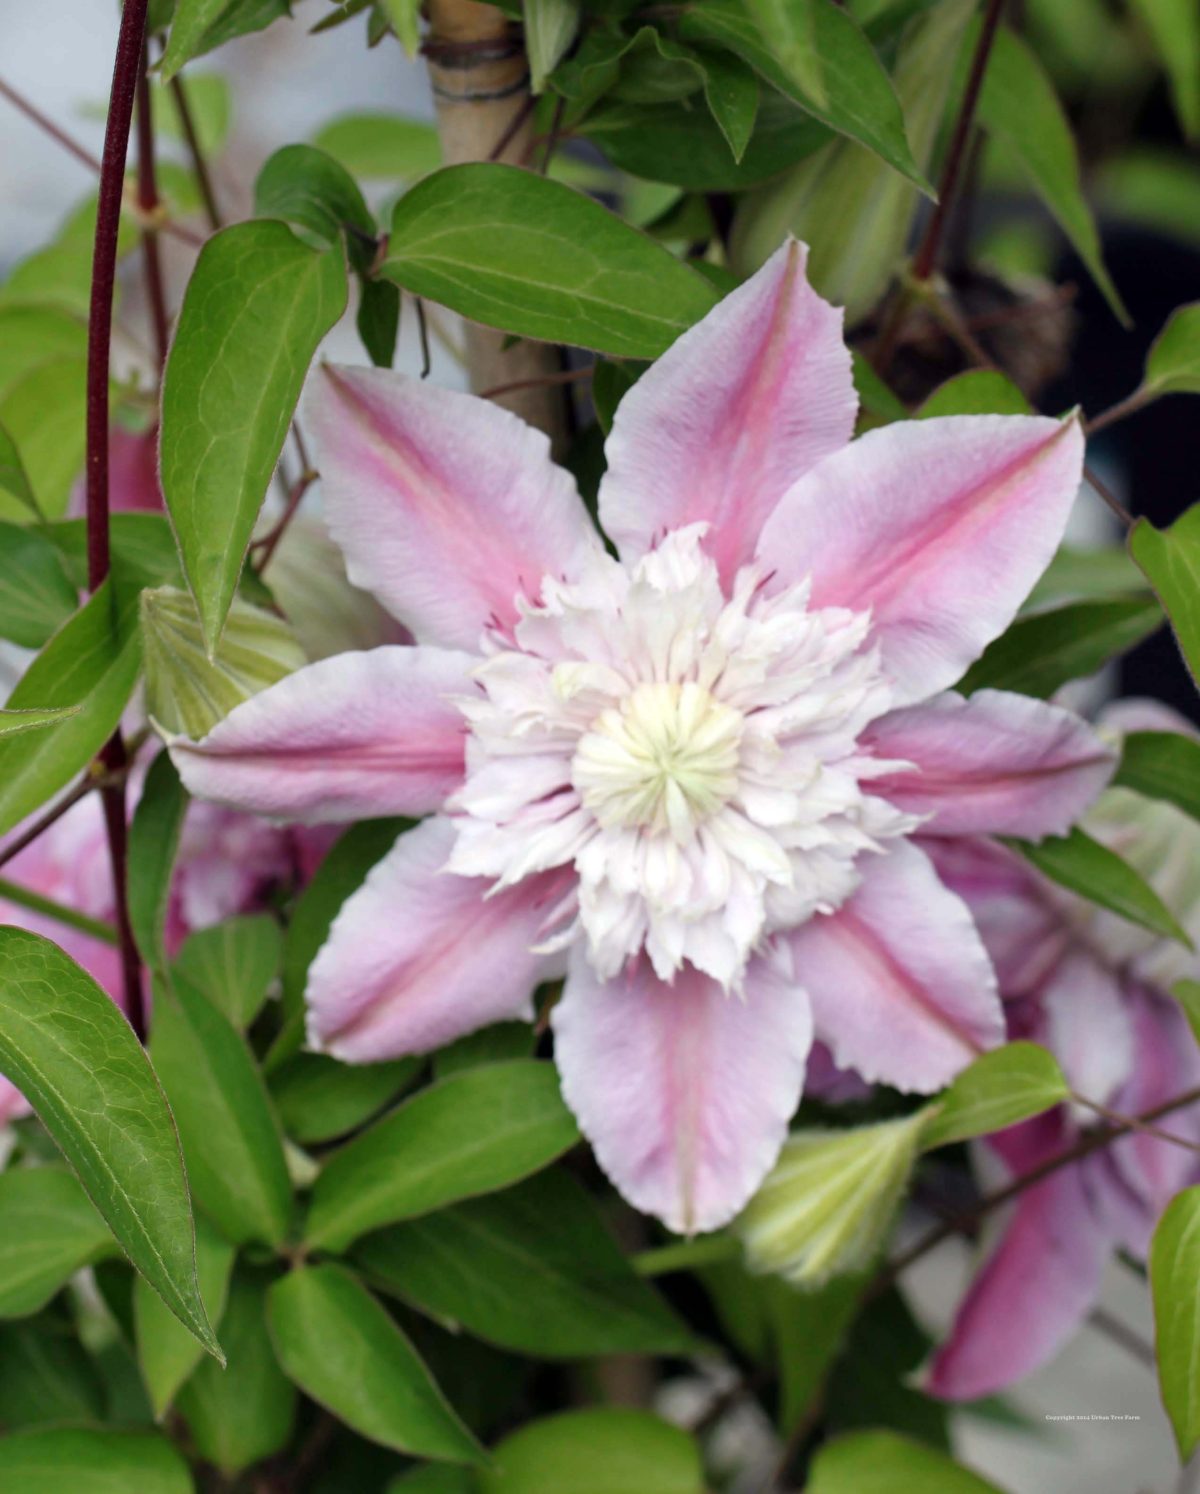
[783,841,1003,1092]
[865,690,1115,838]
[307,816,569,1061]
[756,414,1085,705]
[169,645,474,823]
[305,366,599,649]
[1037,948,1133,1107]
[598,241,855,584]
[551,946,812,1233]
[928,1115,1108,1401]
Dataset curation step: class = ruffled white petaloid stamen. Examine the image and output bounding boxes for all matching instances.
[446,525,916,989]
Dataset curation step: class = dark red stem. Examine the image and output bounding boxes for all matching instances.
[135,41,169,371]
[87,0,150,1041]
[911,0,1006,282]
[169,74,223,231]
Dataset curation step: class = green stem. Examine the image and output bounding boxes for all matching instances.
[0,876,119,946]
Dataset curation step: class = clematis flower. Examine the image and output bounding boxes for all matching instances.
[0,759,322,1126]
[169,240,1115,1232]
[923,702,1200,1401]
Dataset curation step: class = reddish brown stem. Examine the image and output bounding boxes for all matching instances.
[134,42,169,372]
[0,777,103,873]
[169,74,223,231]
[252,468,319,572]
[87,0,150,1041]
[911,0,1007,283]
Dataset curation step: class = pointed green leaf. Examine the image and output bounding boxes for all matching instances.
[701,51,760,164]
[0,929,220,1360]
[0,523,78,649]
[525,0,581,92]
[1173,980,1200,1047]
[1151,1185,1200,1460]
[134,1214,235,1418]
[0,425,38,517]
[160,221,347,652]
[254,144,375,259]
[921,1043,1070,1150]
[1130,504,1200,683]
[917,369,1030,418]
[0,1319,104,1426]
[161,0,290,79]
[381,164,719,358]
[177,1269,296,1475]
[0,583,142,836]
[0,1427,193,1494]
[0,706,81,741]
[975,25,1128,324]
[127,750,189,975]
[1009,826,1193,948]
[1140,302,1200,398]
[1128,0,1199,140]
[1114,731,1200,823]
[270,1053,418,1144]
[354,1168,696,1357]
[0,357,87,518]
[306,1061,579,1251]
[267,1265,482,1463]
[681,0,928,190]
[0,307,87,402]
[478,1409,702,1494]
[744,0,824,107]
[957,597,1163,698]
[151,971,292,1247]
[0,1168,116,1318]
[312,113,442,181]
[379,0,422,53]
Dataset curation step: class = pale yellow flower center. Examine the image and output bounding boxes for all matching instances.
[572,681,743,843]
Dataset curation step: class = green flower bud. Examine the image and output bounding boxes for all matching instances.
[141,585,305,739]
[737,1111,932,1287]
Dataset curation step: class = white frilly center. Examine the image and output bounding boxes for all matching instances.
[446,525,916,990]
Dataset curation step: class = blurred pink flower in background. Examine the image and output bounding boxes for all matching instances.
[925,702,1200,1400]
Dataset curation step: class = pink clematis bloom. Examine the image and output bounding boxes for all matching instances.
[924,704,1200,1401]
[169,241,1115,1232]
[0,758,322,1126]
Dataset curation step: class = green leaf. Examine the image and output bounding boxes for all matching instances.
[306,1061,579,1252]
[807,1429,1004,1493]
[358,277,401,368]
[0,358,87,519]
[681,0,927,190]
[150,971,293,1247]
[0,1428,193,1494]
[267,1264,482,1463]
[766,1274,863,1434]
[160,220,347,653]
[1140,302,1200,398]
[172,914,283,1031]
[0,1319,104,1426]
[851,350,907,423]
[1151,1186,1200,1459]
[957,597,1163,698]
[975,25,1128,324]
[1130,504,1200,683]
[389,1470,475,1494]
[478,1409,702,1494]
[1009,827,1193,949]
[47,512,185,599]
[177,1269,296,1476]
[0,1168,115,1318]
[134,1213,235,1418]
[312,113,442,181]
[1173,980,1200,1047]
[270,1053,419,1144]
[0,706,81,741]
[142,585,306,739]
[254,143,375,261]
[1114,731,1200,823]
[0,425,38,517]
[916,369,1031,417]
[583,92,829,191]
[0,523,78,648]
[267,817,406,1074]
[127,750,189,975]
[0,929,220,1360]
[1025,545,1148,610]
[744,0,824,107]
[525,0,581,92]
[0,306,87,401]
[354,1168,695,1357]
[700,51,760,164]
[0,583,141,836]
[1128,0,1199,140]
[161,0,291,79]
[921,1043,1070,1150]
[433,1021,535,1078]
[378,0,422,52]
[381,164,719,358]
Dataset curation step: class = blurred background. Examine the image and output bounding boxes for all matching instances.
[1,4,1197,1490]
